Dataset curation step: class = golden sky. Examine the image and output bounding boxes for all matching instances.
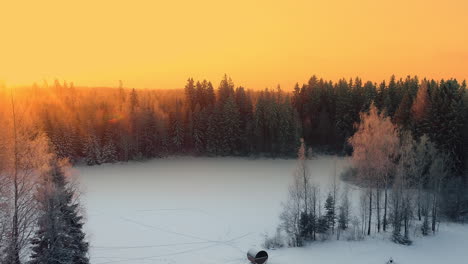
[1,0,467,90]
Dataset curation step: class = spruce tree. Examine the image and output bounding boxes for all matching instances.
[394,91,412,129]
[29,159,89,264]
[83,132,102,166]
[325,193,336,232]
[221,96,241,155]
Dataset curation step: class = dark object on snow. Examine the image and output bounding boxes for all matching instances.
[386,257,394,264]
[247,249,268,264]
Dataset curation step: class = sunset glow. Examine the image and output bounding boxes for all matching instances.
[1,0,467,89]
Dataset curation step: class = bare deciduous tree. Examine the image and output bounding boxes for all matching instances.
[1,90,53,263]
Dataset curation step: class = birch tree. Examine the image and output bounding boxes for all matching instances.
[348,103,399,235]
[1,90,53,263]
[280,138,313,246]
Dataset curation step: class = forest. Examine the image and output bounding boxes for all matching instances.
[0,74,467,263]
[1,75,467,169]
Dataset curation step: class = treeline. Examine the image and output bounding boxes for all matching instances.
[1,75,467,173]
[275,104,467,249]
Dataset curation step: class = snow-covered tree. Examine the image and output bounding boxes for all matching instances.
[338,186,350,232]
[29,158,89,264]
[348,103,399,234]
[1,93,53,264]
[83,132,102,166]
[324,193,336,233]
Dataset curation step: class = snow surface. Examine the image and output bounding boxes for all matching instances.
[78,156,468,264]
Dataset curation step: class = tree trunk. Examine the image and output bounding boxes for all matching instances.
[383,187,388,232]
[304,168,308,215]
[10,89,21,264]
[432,193,437,233]
[417,187,422,221]
[368,189,372,236]
[376,188,381,232]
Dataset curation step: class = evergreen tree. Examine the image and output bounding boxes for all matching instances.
[170,109,184,152]
[206,106,222,155]
[205,81,216,108]
[394,91,412,129]
[217,74,235,107]
[101,132,117,164]
[299,212,314,241]
[334,79,354,152]
[428,79,465,172]
[192,106,206,154]
[325,193,336,232]
[411,80,431,138]
[235,87,254,154]
[184,78,196,111]
[221,96,241,155]
[385,75,400,116]
[337,187,350,231]
[83,130,102,166]
[29,159,89,264]
[316,216,329,235]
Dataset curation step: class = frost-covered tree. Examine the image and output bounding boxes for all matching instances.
[324,193,336,233]
[296,139,311,214]
[280,139,313,246]
[29,158,89,264]
[280,177,303,247]
[338,186,350,231]
[348,103,399,234]
[1,92,53,264]
[83,132,102,166]
[391,132,415,245]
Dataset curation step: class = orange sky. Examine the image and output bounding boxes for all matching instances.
[1,0,467,90]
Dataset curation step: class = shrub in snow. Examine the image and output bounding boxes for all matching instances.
[346,217,364,241]
[263,229,285,249]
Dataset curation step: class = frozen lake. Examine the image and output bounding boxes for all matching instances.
[78,156,468,264]
[79,156,349,264]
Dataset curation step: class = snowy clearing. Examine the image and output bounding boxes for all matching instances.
[78,157,468,264]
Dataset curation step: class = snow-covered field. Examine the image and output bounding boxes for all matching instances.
[78,156,468,264]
